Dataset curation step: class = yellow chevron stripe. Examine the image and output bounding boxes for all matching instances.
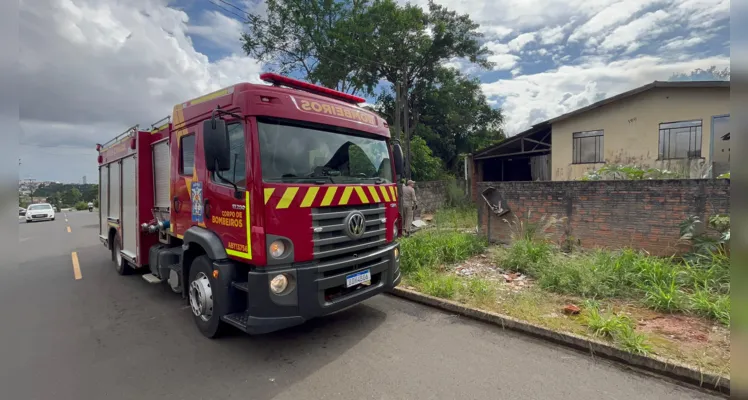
[300,187,319,207]
[321,186,338,206]
[277,187,298,209]
[389,186,397,200]
[264,188,275,204]
[354,186,370,204]
[379,185,391,202]
[339,187,353,205]
[367,186,381,202]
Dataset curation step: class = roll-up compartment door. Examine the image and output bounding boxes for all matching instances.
[121,155,137,259]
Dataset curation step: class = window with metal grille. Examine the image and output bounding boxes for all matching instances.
[658,120,702,160]
[572,130,604,164]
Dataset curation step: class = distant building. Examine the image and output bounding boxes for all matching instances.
[470,80,730,183]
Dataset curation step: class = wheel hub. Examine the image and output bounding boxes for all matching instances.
[189,272,213,322]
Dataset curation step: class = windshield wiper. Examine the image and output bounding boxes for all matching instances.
[358,177,387,184]
[274,176,332,185]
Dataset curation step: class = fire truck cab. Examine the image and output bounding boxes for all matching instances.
[98,73,405,338]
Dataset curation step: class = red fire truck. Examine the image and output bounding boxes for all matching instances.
[97,73,405,338]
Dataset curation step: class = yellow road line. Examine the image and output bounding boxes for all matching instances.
[67,226,71,233]
[71,252,82,280]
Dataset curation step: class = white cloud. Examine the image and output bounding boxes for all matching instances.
[661,33,714,51]
[19,0,263,181]
[508,32,536,51]
[481,55,730,135]
[478,25,513,39]
[538,25,568,45]
[597,10,670,53]
[567,0,662,42]
[489,54,521,71]
[188,10,245,51]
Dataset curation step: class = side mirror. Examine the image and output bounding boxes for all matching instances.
[203,119,231,172]
[392,143,404,176]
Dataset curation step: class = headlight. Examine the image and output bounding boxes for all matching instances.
[269,240,285,258]
[392,221,399,239]
[269,274,289,294]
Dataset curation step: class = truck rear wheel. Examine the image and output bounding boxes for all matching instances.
[112,234,132,275]
[188,255,227,338]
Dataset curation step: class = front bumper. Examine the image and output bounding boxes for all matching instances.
[235,242,401,334]
[26,214,54,221]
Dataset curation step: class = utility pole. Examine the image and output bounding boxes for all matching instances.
[403,73,411,180]
[394,82,401,144]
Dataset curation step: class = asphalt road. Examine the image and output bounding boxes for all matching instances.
[2,211,721,400]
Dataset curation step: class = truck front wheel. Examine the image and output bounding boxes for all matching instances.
[188,255,227,338]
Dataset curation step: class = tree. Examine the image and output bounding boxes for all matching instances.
[61,188,82,206]
[242,0,499,176]
[242,0,379,95]
[409,135,445,181]
[669,65,730,81]
[376,67,504,173]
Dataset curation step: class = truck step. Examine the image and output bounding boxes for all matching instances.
[221,312,249,331]
[231,281,248,292]
[141,273,163,284]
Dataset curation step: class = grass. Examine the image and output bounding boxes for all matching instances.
[492,240,731,326]
[581,304,652,355]
[399,230,487,276]
[432,207,477,230]
[396,215,730,371]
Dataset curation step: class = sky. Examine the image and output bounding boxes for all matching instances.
[18,0,730,183]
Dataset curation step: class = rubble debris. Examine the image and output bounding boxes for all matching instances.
[563,304,581,315]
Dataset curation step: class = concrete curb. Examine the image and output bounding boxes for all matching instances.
[389,287,730,395]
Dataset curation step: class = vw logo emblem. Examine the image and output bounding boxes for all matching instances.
[344,211,366,240]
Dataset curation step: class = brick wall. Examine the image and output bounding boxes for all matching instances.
[412,180,449,215]
[477,179,730,256]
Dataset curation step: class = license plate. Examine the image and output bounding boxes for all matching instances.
[346,269,371,288]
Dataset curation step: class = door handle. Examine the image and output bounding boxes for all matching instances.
[204,199,211,219]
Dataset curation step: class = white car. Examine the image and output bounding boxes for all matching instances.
[25,203,56,222]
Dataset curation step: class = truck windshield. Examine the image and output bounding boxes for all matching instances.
[258,121,394,184]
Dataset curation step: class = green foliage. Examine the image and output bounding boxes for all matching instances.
[581,164,685,181]
[460,278,496,305]
[494,241,730,325]
[503,211,565,243]
[444,179,468,209]
[74,201,89,211]
[679,214,730,261]
[669,65,730,82]
[582,304,652,355]
[243,0,501,177]
[378,67,504,174]
[495,239,554,276]
[399,230,486,275]
[33,183,98,207]
[409,135,447,181]
[433,207,476,230]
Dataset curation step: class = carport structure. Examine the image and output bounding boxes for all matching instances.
[471,123,552,183]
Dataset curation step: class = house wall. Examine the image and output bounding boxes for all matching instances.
[551,87,730,181]
[477,179,730,256]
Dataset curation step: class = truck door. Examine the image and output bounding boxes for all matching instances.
[171,130,197,237]
[203,119,252,260]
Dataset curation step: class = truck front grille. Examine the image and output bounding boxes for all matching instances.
[311,203,386,262]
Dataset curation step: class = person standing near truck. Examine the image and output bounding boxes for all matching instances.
[402,179,417,236]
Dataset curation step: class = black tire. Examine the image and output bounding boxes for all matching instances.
[112,234,132,275]
[188,255,227,338]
